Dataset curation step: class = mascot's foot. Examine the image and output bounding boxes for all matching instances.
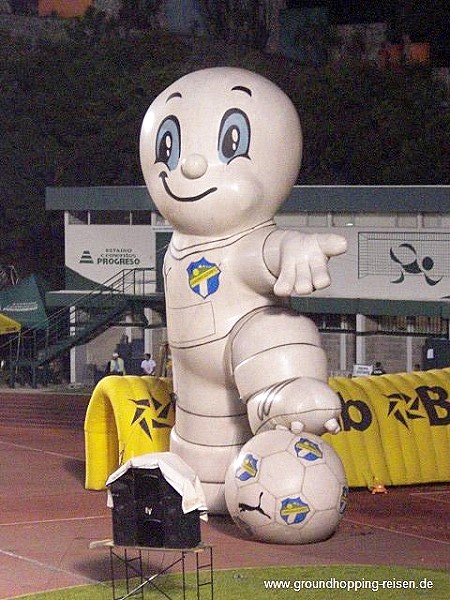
[246,377,341,436]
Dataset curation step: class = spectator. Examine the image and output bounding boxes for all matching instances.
[106,351,125,376]
[141,353,156,376]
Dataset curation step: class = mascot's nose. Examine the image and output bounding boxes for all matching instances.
[181,154,208,179]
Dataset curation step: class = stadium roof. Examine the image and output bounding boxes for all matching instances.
[46,185,450,214]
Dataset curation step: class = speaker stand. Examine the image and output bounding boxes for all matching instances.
[90,540,213,600]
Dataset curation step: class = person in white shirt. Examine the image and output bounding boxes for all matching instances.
[141,353,156,376]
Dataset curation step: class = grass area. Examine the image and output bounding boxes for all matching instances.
[15,565,450,600]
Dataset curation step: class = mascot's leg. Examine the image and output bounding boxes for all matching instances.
[169,338,252,514]
[228,307,341,436]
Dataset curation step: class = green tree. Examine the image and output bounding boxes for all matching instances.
[283,62,449,185]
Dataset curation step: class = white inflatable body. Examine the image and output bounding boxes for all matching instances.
[140,67,347,514]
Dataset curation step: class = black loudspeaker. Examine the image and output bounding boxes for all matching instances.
[108,467,201,548]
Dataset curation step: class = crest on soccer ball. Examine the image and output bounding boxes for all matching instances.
[294,437,323,462]
[236,453,259,481]
[187,257,221,299]
[280,496,310,525]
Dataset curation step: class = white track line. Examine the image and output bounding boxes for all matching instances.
[0,438,84,462]
[0,547,107,586]
[345,517,450,546]
[410,490,450,495]
[0,515,108,528]
[410,490,450,504]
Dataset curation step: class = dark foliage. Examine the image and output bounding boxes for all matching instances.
[0,11,448,285]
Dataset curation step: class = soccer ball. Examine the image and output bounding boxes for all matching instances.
[224,429,348,544]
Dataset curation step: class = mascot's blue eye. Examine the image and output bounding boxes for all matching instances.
[155,116,181,171]
[218,109,250,164]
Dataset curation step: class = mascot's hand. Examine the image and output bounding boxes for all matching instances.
[265,231,347,297]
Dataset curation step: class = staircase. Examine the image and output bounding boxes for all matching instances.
[5,268,165,387]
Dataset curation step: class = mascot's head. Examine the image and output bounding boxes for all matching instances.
[140,67,302,236]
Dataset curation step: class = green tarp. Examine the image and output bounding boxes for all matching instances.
[0,275,48,329]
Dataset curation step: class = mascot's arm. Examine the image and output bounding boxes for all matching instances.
[263,230,347,296]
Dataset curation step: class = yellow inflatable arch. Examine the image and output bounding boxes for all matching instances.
[85,369,450,490]
[84,376,174,490]
[326,367,450,488]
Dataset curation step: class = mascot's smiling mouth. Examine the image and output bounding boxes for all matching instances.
[160,172,217,202]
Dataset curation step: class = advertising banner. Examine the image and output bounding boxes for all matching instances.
[67,223,450,301]
[85,368,450,491]
[310,227,450,302]
[326,368,450,488]
[65,225,155,287]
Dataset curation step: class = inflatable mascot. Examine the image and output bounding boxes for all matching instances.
[139,67,347,525]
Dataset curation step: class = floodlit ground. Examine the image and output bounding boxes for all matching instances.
[0,390,449,598]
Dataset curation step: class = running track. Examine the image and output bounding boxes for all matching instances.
[0,389,449,598]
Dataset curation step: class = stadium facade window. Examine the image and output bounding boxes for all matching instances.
[354,214,396,227]
[274,214,308,227]
[374,315,447,335]
[68,211,89,224]
[332,213,356,227]
[131,211,153,225]
[396,213,418,228]
[308,313,354,332]
[90,211,131,225]
[152,212,171,226]
[307,213,329,227]
[423,213,441,228]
